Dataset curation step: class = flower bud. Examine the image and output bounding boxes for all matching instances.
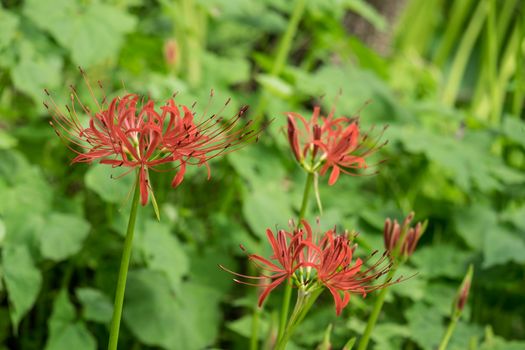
[453,264,473,316]
[164,39,178,67]
[287,115,302,162]
[383,212,426,258]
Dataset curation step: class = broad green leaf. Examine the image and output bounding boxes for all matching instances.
[294,64,400,122]
[45,290,96,350]
[0,9,18,50]
[422,283,458,316]
[40,213,91,261]
[454,204,497,250]
[411,245,473,279]
[124,269,222,350]
[242,184,295,239]
[501,204,525,231]
[371,323,410,350]
[389,266,426,301]
[228,144,286,185]
[2,244,42,331]
[75,288,113,324]
[203,53,250,85]
[24,0,136,67]
[483,227,525,268]
[480,334,525,350]
[405,303,443,350]
[11,52,62,103]
[227,314,270,339]
[84,164,134,204]
[502,118,525,148]
[140,220,189,292]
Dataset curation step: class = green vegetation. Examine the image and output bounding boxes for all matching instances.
[0,0,524,349]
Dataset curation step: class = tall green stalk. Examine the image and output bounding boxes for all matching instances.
[108,173,141,350]
[356,267,396,350]
[438,316,459,350]
[276,171,314,344]
[252,0,307,121]
[442,0,487,106]
[512,13,525,117]
[433,0,474,66]
[275,287,323,350]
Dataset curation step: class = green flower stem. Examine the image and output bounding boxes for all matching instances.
[108,173,141,350]
[276,287,323,350]
[250,305,261,350]
[356,267,397,350]
[276,171,314,345]
[438,315,459,350]
[252,0,306,121]
[298,172,314,222]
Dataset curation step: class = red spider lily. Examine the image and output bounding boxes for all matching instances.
[220,228,309,306]
[286,105,387,185]
[45,69,259,205]
[383,212,426,258]
[223,219,401,316]
[308,230,397,315]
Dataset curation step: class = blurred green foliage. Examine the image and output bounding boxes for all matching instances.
[0,0,524,349]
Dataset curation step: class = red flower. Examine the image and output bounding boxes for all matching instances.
[286,106,387,185]
[223,219,400,315]
[45,70,258,205]
[315,233,396,315]
[220,228,308,306]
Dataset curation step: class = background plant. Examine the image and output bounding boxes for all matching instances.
[0,0,524,349]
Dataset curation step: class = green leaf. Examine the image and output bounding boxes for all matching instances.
[45,290,96,350]
[501,204,525,231]
[242,184,295,238]
[371,323,410,350]
[405,303,443,350]
[2,244,42,331]
[11,51,62,103]
[256,74,293,98]
[483,227,525,268]
[24,0,136,67]
[203,53,250,85]
[454,204,497,250]
[84,164,134,204]
[501,117,525,148]
[343,0,387,31]
[123,269,222,350]
[0,9,18,50]
[411,245,473,279]
[0,130,18,150]
[140,220,189,292]
[389,265,426,301]
[75,288,113,324]
[227,314,270,339]
[40,213,91,262]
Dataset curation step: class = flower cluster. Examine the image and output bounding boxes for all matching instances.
[286,105,387,185]
[45,72,258,206]
[222,220,399,315]
[383,212,426,258]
